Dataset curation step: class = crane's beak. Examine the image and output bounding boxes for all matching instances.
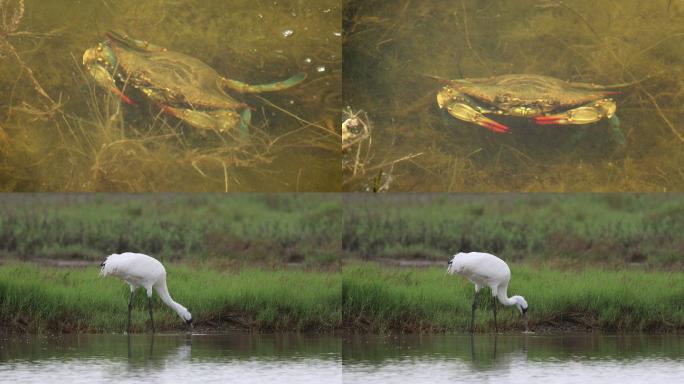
[522,310,529,332]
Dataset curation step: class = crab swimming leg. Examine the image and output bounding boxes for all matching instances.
[222,72,307,93]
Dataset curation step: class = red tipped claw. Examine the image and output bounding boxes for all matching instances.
[480,119,510,133]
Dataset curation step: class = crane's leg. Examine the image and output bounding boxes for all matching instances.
[492,300,498,333]
[147,296,155,333]
[128,289,136,333]
[471,290,480,333]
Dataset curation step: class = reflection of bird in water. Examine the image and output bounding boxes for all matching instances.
[125,333,192,371]
[127,333,154,360]
[470,334,497,367]
[100,252,193,333]
[447,252,528,332]
[467,333,532,372]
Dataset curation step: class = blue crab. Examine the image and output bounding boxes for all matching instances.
[83,31,306,136]
[436,74,626,143]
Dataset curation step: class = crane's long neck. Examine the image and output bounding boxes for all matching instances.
[496,285,520,307]
[154,279,192,322]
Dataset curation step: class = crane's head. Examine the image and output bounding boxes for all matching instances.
[445,253,462,275]
[511,295,528,315]
[512,295,529,331]
[446,259,454,275]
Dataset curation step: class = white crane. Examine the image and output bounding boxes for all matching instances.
[447,252,528,332]
[100,252,192,333]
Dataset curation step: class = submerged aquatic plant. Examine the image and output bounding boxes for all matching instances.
[0,0,59,110]
[0,0,23,39]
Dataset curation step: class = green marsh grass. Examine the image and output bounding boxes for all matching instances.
[343,193,684,269]
[0,193,341,266]
[343,262,684,333]
[0,261,341,333]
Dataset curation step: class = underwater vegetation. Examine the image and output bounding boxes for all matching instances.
[0,0,341,191]
[343,0,684,191]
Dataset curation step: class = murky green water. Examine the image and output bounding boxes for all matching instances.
[343,334,684,383]
[0,333,341,383]
[343,0,684,192]
[0,0,340,191]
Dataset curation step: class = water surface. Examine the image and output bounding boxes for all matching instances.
[0,333,341,383]
[343,333,684,384]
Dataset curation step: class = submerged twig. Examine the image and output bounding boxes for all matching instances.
[1,0,61,114]
[254,95,340,139]
[460,0,491,75]
[0,0,23,37]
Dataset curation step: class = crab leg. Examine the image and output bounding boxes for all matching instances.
[105,31,168,53]
[160,105,242,133]
[110,87,135,105]
[534,99,616,125]
[83,60,135,105]
[444,102,510,133]
[222,72,307,93]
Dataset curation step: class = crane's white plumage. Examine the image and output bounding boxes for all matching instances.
[101,252,192,331]
[447,252,528,331]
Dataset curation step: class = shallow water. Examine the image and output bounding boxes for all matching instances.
[0,333,341,383]
[343,333,684,384]
[0,0,340,191]
[343,0,684,191]
[2,332,683,382]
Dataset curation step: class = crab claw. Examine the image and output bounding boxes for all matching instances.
[534,99,617,126]
[478,117,510,133]
[444,102,510,133]
[534,115,569,125]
